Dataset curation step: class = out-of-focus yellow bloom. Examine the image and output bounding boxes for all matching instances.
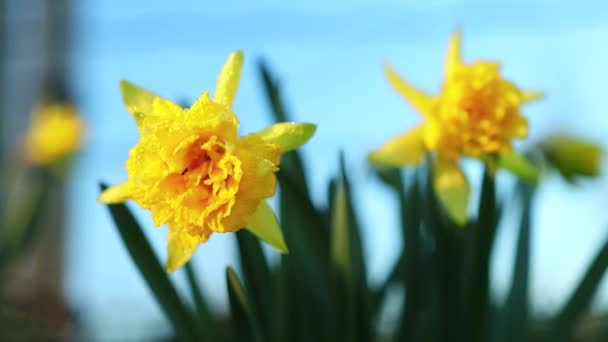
[369,30,542,224]
[99,51,316,272]
[23,103,84,166]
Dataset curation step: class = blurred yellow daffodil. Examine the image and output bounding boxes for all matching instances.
[369,30,542,224]
[24,102,85,166]
[98,51,316,272]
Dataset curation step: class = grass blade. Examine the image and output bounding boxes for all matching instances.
[236,230,273,341]
[184,261,220,341]
[551,233,608,342]
[495,183,535,342]
[424,163,465,342]
[465,166,499,342]
[226,267,263,342]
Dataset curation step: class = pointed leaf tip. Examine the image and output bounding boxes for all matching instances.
[98,182,131,203]
[330,183,350,275]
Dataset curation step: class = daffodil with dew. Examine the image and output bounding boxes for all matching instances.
[99,51,316,272]
[369,30,542,224]
[24,102,85,166]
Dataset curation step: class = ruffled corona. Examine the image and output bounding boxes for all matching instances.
[433,61,530,159]
[99,51,316,271]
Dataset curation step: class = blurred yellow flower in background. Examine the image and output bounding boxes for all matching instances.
[23,102,85,166]
[369,30,542,224]
[99,51,316,272]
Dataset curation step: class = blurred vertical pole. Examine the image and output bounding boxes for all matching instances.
[0,0,5,155]
[37,0,70,299]
[0,0,74,339]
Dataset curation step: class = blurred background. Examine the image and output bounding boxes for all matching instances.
[1,0,607,340]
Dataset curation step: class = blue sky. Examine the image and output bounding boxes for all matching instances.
[65,0,608,339]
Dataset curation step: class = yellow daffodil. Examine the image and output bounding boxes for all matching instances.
[23,102,85,166]
[98,51,316,272]
[369,30,542,224]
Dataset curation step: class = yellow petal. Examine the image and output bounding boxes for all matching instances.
[445,28,463,78]
[245,200,288,254]
[423,119,442,150]
[120,80,182,126]
[368,125,426,167]
[256,122,316,152]
[498,151,540,184]
[384,63,435,117]
[521,90,544,104]
[214,50,244,107]
[433,158,469,226]
[98,182,131,203]
[512,115,529,138]
[165,230,200,273]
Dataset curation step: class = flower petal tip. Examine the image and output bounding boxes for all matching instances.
[245,200,288,253]
[522,90,545,104]
[257,122,317,152]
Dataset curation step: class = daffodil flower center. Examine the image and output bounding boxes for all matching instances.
[160,135,243,233]
[435,61,524,157]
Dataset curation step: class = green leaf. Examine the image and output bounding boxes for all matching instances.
[258,61,287,123]
[245,200,288,253]
[465,166,500,342]
[339,154,367,285]
[226,267,263,342]
[495,183,535,342]
[258,59,332,342]
[99,183,199,341]
[257,122,317,152]
[329,182,357,342]
[327,155,373,342]
[396,172,426,342]
[498,151,540,184]
[331,183,350,275]
[551,233,608,342]
[236,230,273,342]
[184,261,220,341]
